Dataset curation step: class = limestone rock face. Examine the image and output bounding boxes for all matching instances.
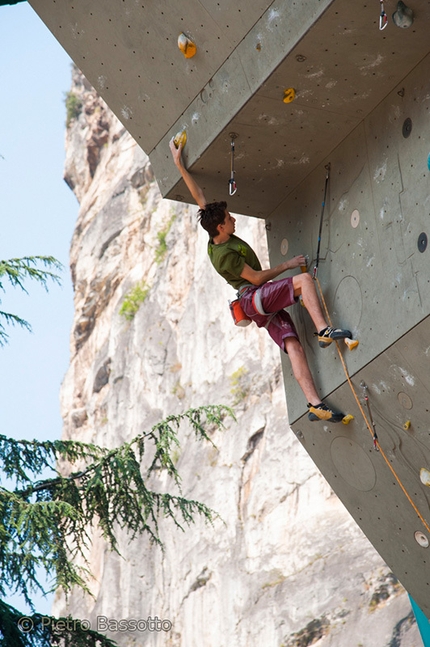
[54,69,420,647]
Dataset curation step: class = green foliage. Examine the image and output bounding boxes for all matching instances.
[65,91,83,127]
[229,366,250,404]
[119,281,149,320]
[155,216,176,264]
[0,405,234,646]
[0,256,62,346]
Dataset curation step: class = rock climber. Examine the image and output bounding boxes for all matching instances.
[169,138,351,422]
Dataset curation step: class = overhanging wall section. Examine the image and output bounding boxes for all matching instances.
[268,53,430,616]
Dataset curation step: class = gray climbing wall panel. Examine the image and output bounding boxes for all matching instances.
[290,317,430,617]
[280,53,430,614]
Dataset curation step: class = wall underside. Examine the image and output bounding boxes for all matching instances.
[271,54,430,614]
[29,0,430,216]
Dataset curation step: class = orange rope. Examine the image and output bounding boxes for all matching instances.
[315,276,430,535]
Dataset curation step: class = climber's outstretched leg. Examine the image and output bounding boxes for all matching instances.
[284,337,344,422]
[292,273,352,348]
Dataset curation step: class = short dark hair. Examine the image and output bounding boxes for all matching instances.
[198,201,228,238]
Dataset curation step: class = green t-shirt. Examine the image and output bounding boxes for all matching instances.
[207,234,262,290]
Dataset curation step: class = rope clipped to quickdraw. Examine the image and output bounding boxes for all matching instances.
[361,381,379,450]
[313,163,330,279]
[379,0,388,29]
[228,133,238,196]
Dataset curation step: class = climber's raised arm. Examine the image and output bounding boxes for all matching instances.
[169,138,206,209]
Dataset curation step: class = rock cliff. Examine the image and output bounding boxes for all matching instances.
[53,67,421,647]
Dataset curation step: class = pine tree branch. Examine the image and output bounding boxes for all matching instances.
[0,256,62,346]
[0,405,234,601]
[0,256,62,294]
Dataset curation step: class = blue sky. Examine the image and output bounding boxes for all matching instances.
[1,2,78,614]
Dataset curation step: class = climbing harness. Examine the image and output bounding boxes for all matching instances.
[313,163,330,279]
[360,381,379,450]
[379,0,388,29]
[252,288,267,316]
[228,133,238,196]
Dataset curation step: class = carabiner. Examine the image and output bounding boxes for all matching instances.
[228,133,238,196]
[379,0,388,29]
[229,178,237,196]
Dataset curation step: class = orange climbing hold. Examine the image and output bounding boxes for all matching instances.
[178,33,196,58]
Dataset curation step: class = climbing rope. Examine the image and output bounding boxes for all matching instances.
[314,274,430,535]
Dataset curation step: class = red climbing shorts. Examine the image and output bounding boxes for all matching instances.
[240,277,299,351]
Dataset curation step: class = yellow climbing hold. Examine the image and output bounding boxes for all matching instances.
[342,414,354,425]
[283,88,296,103]
[178,33,196,58]
[403,420,411,430]
[173,130,187,150]
[344,338,359,351]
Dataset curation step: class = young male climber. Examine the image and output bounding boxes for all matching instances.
[169,138,351,422]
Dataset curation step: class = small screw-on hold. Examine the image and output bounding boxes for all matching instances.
[283,88,296,104]
[229,132,238,140]
[403,420,411,430]
[420,468,430,487]
[418,232,428,253]
[296,430,304,439]
[402,117,412,138]
[414,531,429,548]
[342,414,355,425]
[295,54,306,63]
[397,87,405,98]
[265,222,272,231]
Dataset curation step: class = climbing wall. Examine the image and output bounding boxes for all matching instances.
[270,53,430,616]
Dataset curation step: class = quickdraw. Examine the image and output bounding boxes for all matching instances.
[228,133,238,196]
[379,0,388,30]
[313,163,330,280]
[360,381,379,451]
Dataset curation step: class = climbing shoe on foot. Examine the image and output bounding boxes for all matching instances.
[317,326,352,348]
[308,402,345,423]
